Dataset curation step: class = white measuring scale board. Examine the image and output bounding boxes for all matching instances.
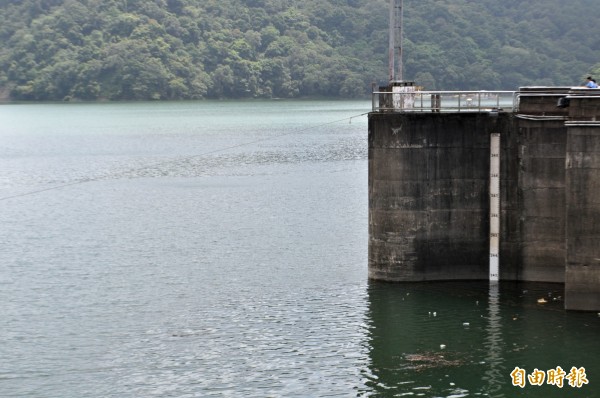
[489,133,500,282]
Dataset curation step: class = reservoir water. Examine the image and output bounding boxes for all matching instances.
[0,101,598,397]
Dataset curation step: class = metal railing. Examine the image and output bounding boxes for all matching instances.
[372,90,517,113]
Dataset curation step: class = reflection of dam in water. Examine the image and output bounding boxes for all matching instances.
[483,283,502,396]
[368,85,600,311]
[362,281,599,396]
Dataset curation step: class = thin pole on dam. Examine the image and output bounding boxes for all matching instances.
[388,0,403,82]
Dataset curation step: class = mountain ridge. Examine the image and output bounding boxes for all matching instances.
[1,0,599,101]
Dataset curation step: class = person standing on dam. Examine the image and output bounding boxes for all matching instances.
[584,76,598,88]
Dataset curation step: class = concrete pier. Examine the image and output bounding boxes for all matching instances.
[369,112,498,281]
[515,87,569,282]
[368,86,600,311]
[564,94,600,310]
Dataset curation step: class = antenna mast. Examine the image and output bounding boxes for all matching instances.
[388,0,403,82]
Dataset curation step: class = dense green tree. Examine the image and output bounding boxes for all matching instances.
[1,0,599,101]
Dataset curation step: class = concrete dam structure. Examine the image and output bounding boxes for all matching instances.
[368,86,600,311]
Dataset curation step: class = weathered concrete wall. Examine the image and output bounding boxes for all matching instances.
[568,92,600,121]
[368,112,515,281]
[565,125,600,310]
[498,115,521,281]
[564,94,600,310]
[517,87,571,116]
[516,120,567,282]
[515,89,570,282]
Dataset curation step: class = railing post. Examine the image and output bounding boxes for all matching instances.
[372,83,377,112]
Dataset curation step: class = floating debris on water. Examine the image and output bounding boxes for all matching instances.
[403,351,464,371]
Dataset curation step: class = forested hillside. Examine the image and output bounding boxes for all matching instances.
[1,0,599,101]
